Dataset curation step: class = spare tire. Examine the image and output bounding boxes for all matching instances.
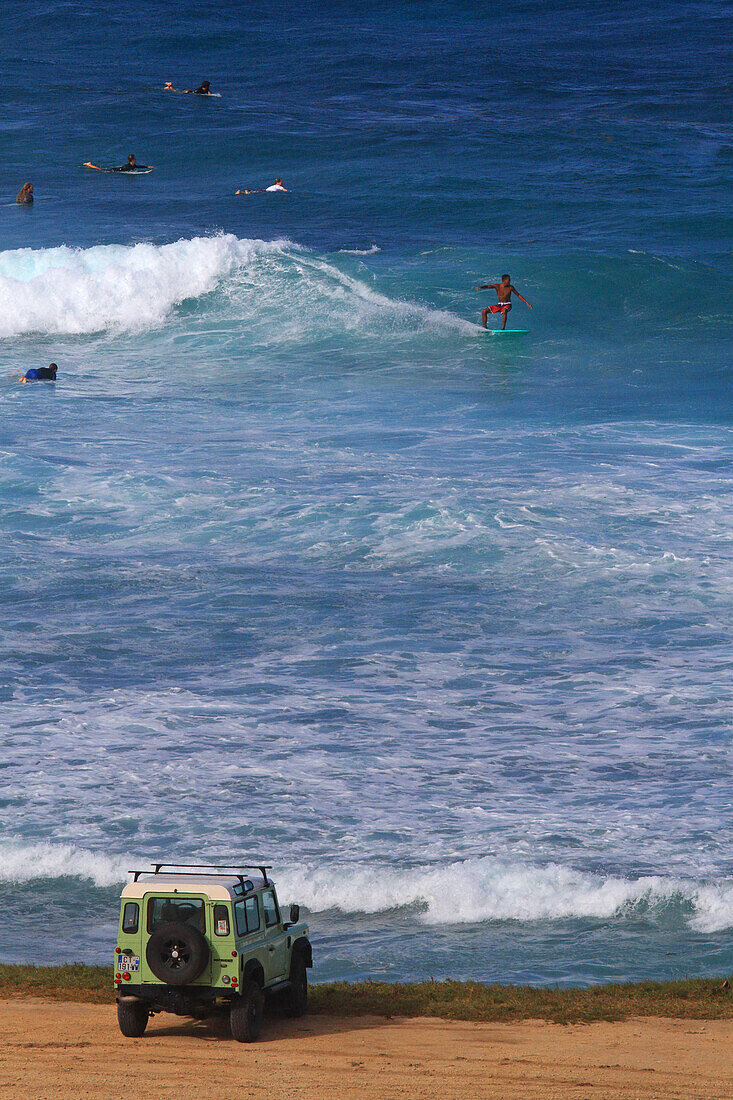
[146,921,209,986]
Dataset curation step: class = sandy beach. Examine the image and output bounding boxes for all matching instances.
[1,998,731,1099]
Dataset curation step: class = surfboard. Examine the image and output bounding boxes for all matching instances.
[83,165,154,174]
[163,87,222,97]
[481,329,528,335]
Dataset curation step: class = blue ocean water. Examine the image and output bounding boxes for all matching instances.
[0,1,731,986]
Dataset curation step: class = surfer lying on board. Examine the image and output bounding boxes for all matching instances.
[476,274,532,330]
[14,363,57,383]
[164,80,214,95]
[83,154,153,172]
[235,178,287,194]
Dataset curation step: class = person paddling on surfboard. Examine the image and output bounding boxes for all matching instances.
[476,273,532,331]
[164,80,215,95]
[15,363,58,383]
[83,154,153,173]
[235,178,287,194]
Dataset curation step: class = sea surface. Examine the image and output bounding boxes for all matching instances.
[0,0,731,986]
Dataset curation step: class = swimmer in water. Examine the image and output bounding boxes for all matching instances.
[19,363,58,383]
[16,182,33,205]
[83,154,153,172]
[475,273,533,331]
[235,178,288,195]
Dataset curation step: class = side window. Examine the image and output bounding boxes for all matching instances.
[213,904,230,936]
[234,896,260,936]
[261,889,280,929]
[122,902,139,934]
[245,896,260,932]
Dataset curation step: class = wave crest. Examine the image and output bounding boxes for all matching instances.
[0,841,128,887]
[0,233,476,339]
[2,843,732,933]
[0,235,290,336]
[278,858,733,929]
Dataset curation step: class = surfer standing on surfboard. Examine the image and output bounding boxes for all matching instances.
[476,274,532,330]
[83,154,153,172]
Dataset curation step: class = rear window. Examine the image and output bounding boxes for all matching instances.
[213,904,230,936]
[147,897,205,933]
[122,902,139,934]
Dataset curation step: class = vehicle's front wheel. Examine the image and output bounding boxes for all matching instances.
[230,981,264,1042]
[285,954,308,1018]
[117,999,149,1037]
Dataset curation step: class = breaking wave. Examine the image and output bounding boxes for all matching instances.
[2,842,732,933]
[277,859,733,933]
[0,235,290,336]
[0,841,129,887]
[0,233,475,338]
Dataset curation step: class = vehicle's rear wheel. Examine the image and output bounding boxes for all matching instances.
[117,999,149,1037]
[285,954,308,1018]
[230,981,264,1042]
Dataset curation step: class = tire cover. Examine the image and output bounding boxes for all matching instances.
[146,922,209,986]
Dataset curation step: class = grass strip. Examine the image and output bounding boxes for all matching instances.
[1,966,731,1023]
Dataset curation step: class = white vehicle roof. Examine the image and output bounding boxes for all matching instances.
[121,872,269,902]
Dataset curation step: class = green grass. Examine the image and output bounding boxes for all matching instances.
[1,966,731,1023]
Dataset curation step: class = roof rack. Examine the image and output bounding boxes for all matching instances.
[129,862,272,888]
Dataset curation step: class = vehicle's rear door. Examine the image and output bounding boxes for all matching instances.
[139,893,212,985]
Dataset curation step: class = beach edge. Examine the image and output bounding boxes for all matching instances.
[2,965,732,1023]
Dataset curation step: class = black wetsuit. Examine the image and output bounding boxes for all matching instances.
[112,162,150,172]
[24,366,57,381]
[194,84,211,95]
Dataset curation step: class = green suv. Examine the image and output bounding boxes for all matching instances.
[114,863,312,1042]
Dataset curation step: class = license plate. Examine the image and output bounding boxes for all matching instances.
[118,955,140,972]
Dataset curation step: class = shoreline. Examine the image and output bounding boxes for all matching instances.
[2,965,731,1023]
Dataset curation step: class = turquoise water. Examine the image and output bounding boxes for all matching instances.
[0,1,732,985]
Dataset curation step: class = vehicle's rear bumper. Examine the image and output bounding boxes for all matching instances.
[117,984,236,1015]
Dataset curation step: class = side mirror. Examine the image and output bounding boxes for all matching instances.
[289,904,300,924]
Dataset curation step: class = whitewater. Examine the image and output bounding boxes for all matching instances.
[0,0,731,986]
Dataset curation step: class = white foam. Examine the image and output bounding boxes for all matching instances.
[690,883,733,933]
[337,245,381,255]
[3,841,732,933]
[0,234,293,336]
[276,857,733,931]
[0,841,128,887]
[0,234,476,338]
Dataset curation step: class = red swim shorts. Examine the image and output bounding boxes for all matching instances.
[489,302,512,314]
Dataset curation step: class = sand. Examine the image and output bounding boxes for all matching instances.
[0,998,731,1099]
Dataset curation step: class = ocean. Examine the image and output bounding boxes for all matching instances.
[0,0,731,987]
